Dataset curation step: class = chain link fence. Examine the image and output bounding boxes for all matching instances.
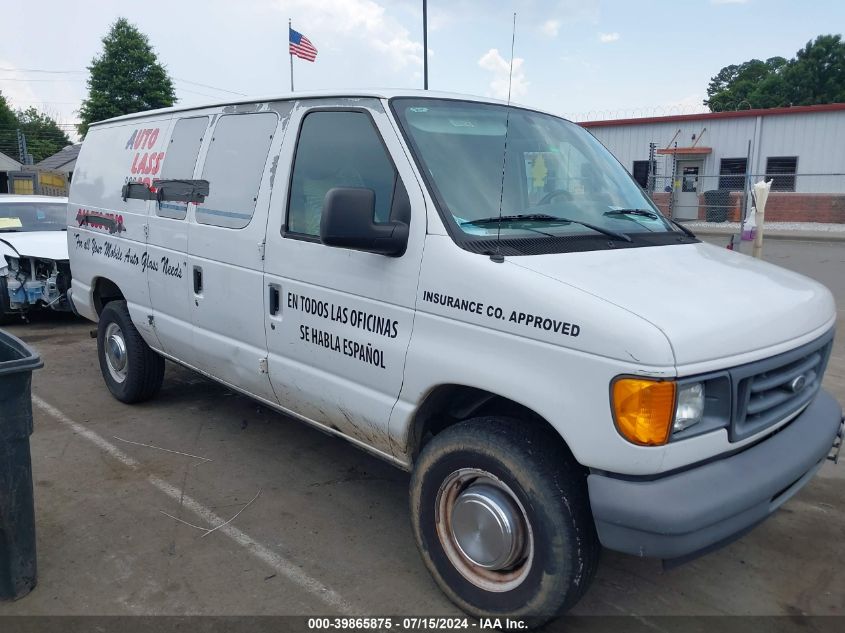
[642,172,845,226]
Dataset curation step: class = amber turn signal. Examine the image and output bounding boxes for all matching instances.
[611,378,677,446]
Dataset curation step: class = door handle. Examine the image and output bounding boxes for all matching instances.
[193,266,203,295]
[268,284,280,316]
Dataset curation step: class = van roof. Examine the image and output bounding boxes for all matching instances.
[92,89,553,126]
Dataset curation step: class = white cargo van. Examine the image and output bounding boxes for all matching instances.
[68,91,843,622]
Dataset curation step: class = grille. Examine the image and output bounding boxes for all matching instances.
[731,330,834,442]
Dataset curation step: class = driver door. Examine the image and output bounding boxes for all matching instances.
[262,98,426,458]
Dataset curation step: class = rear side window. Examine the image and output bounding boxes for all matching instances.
[157,116,209,219]
[196,112,277,229]
[287,111,396,236]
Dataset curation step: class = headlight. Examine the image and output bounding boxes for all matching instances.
[611,378,676,446]
[612,378,710,445]
[673,382,705,433]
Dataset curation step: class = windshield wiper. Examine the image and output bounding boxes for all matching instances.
[604,208,659,219]
[462,213,559,224]
[670,219,696,238]
[605,208,696,238]
[463,214,632,242]
[0,228,22,233]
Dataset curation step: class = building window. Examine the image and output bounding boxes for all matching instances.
[718,158,747,191]
[631,160,654,189]
[766,156,797,192]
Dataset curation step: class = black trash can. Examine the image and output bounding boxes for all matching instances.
[704,189,732,223]
[0,329,43,600]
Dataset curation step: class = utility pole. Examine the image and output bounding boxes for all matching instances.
[423,0,428,89]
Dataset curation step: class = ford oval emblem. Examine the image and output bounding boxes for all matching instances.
[789,375,807,393]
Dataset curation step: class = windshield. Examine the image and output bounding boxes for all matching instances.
[0,201,67,232]
[392,99,674,240]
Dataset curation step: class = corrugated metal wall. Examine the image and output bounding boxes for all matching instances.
[584,110,845,193]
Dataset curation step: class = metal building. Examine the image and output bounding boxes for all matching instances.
[581,103,845,223]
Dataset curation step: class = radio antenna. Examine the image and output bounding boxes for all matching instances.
[491,12,517,264]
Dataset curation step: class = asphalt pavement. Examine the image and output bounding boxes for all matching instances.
[0,236,842,618]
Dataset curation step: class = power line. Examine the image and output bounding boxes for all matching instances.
[0,129,74,135]
[0,67,85,74]
[175,87,226,99]
[0,77,84,83]
[173,78,247,96]
[0,124,76,129]
[6,101,81,106]
[0,67,247,96]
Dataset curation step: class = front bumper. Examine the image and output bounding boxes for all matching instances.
[66,287,80,317]
[588,388,843,560]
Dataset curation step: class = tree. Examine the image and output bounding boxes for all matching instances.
[14,108,71,164]
[704,57,787,111]
[782,34,845,105]
[0,91,19,160]
[704,35,845,110]
[78,18,176,136]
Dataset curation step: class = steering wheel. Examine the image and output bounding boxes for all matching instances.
[538,189,573,205]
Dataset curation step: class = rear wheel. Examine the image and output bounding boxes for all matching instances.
[410,417,599,626]
[97,300,164,403]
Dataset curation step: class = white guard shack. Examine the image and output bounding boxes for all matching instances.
[580,103,845,223]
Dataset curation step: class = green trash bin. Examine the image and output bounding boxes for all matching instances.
[0,329,43,600]
[704,189,732,223]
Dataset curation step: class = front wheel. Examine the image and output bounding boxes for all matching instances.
[410,417,599,626]
[97,300,164,403]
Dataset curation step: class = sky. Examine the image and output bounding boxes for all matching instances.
[1,0,844,140]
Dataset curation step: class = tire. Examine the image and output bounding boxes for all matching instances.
[410,417,599,626]
[97,300,164,403]
[0,276,19,325]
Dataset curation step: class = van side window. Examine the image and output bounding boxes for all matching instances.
[157,116,208,219]
[196,112,277,229]
[287,111,396,236]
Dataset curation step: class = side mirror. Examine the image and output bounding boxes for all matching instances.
[319,188,409,257]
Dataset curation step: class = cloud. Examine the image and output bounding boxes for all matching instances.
[550,0,600,25]
[478,48,528,101]
[427,0,599,35]
[598,32,620,43]
[541,19,561,37]
[0,61,42,109]
[279,0,423,70]
[0,58,81,131]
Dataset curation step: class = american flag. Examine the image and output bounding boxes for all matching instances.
[289,27,318,62]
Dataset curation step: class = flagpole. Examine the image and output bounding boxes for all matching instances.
[289,18,294,92]
[423,0,428,89]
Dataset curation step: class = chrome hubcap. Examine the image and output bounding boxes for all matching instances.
[451,484,524,570]
[104,322,128,383]
[436,469,533,592]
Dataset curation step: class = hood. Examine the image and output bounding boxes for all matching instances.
[511,242,836,366]
[0,231,69,262]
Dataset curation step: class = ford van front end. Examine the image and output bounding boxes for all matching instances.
[592,330,842,561]
[392,95,842,566]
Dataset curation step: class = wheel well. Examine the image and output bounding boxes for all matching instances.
[92,277,125,316]
[408,384,575,465]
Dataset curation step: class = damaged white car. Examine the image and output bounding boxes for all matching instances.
[0,194,71,322]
